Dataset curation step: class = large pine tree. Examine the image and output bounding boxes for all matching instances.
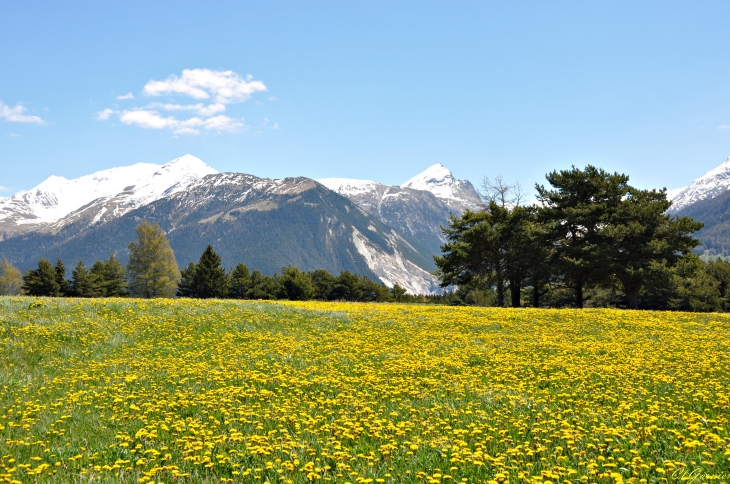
[176,262,196,298]
[126,221,180,298]
[22,259,61,296]
[228,263,252,299]
[69,261,94,297]
[192,245,229,298]
[54,259,70,296]
[102,255,128,297]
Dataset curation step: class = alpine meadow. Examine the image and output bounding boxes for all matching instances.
[5,2,730,484]
[0,298,729,483]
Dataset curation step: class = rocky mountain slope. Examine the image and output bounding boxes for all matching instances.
[676,188,730,258]
[318,164,481,255]
[667,155,730,213]
[0,155,217,240]
[401,163,482,213]
[0,160,446,294]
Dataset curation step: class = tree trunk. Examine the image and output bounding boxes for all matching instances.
[626,290,639,310]
[531,274,540,307]
[496,271,504,307]
[510,278,521,307]
[620,278,642,310]
[575,281,583,309]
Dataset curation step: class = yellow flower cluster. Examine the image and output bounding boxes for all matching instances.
[0,297,728,483]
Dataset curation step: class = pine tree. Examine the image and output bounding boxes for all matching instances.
[22,259,61,296]
[228,263,252,299]
[54,259,70,296]
[536,166,630,308]
[88,261,108,297]
[69,261,93,297]
[309,269,336,300]
[0,257,22,296]
[177,262,196,297]
[391,284,407,302]
[332,271,361,301]
[102,255,128,297]
[247,270,278,299]
[277,266,315,301]
[191,245,229,298]
[126,221,180,298]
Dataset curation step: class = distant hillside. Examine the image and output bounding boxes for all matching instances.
[0,172,442,294]
[677,189,730,257]
[318,164,482,255]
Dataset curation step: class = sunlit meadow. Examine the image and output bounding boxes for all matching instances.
[0,297,728,483]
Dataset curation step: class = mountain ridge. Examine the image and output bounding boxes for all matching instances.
[0,159,456,294]
[667,155,730,213]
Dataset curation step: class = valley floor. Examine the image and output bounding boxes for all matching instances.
[0,298,728,483]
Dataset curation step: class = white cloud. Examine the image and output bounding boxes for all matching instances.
[0,101,46,124]
[95,108,117,120]
[143,69,267,103]
[146,102,227,117]
[0,185,8,192]
[97,68,263,135]
[719,125,730,131]
[8,133,20,137]
[119,109,245,135]
[116,92,135,100]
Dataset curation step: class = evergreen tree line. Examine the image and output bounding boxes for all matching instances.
[434,165,730,311]
[14,256,129,297]
[0,222,402,302]
[177,245,399,302]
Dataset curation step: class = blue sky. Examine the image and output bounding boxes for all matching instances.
[2,1,730,196]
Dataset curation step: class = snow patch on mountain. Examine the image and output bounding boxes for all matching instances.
[401,163,481,211]
[668,155,730,213]
[317,178,384,197]
[351,227,441,295]
[402,164,458,198]
[0,155,217,229]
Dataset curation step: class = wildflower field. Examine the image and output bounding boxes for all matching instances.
[0,298,728,484]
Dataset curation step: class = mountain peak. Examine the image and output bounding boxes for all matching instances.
[401,164,454,190]
[162,154,214,171]
[668,155,730,212]
[0,155,219,234]
[401,164,481,211]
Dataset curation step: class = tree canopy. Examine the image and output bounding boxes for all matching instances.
[126,221,180,298]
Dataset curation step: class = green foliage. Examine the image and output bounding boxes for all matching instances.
[177,262,196,298]
[98,255,128,297]
[277,266,315,301]
[331,271,361,302]
[438,165,705,310]
[309,269,336,300]
[22,258,61,296]
[536,165,630,308]
[435,203,543,307]
[228,263,252,299]
[126,221,180,298]
[247,270,279,299]
[704,258,730,310]
[391,284,407,302]
[69,261,95,297]
[603,187,703,308]
[177,245,230,299]
[54,258,69,296]
[0,257,22,296]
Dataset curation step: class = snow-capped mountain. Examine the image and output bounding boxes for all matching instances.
[401,163,481,212]
[0,156,449,294]
[0,155,217,239]
[318,164,481,256]
[667,155,730,213]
